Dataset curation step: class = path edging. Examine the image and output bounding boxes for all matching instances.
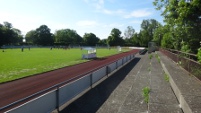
[160,61,192,113]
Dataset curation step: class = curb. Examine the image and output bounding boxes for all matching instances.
[160,60,192,113]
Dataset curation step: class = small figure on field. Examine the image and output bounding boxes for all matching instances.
[50,47,52,50]
[21,47,24,52]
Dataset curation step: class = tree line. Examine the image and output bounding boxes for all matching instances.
[153,0,201,54]
[1,0,200,55]
[0,22,23,46]
[0,19,162,47]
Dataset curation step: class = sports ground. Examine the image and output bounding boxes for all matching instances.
[0,48,139,112]
[0,47,129,83]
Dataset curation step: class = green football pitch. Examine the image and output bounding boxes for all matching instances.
[0,47,130,83]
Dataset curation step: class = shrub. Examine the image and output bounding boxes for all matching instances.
[142,87,150,103]
[197,48,201,64]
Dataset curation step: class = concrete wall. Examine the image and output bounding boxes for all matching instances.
[6,54,135,113]
[92,67,107,84]
[117,59,123,67]
[6,91,57,113]
[108,62,117,73]
[59,75,91,106]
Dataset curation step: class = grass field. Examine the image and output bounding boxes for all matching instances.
[0,47,130,83]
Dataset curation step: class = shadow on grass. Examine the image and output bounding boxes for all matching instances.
[61,57,141,113]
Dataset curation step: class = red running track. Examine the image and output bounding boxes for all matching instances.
[0,49,140,111]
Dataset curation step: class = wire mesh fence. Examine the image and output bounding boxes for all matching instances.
[160,48,201,80]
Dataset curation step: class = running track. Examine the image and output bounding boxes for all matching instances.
[0,49,140,112]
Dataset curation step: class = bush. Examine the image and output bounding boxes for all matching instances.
[197,48,201,64]
[161,33,173,49]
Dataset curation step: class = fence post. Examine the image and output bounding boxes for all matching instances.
[116,61,118,69]
[106,66,109,77]
[90,73,93,88]
[122,58,123,65]
[56,87,60,113]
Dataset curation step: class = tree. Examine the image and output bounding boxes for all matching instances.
[98,39,107,46]
[25,30,36,44]
[198,47,201,63]
[107,28,124,46]
[0,22,22,46]
[83,33,100,46]
[138,19,161,47]
[54,29,83,45]
[3,22,12,29]
[124,26,135,46]
[153,0,201,53]
[130,33,140,46]
[34,25,54,46]
[124,26,135,39]
[153,25,168,46]
[12,28,23,44]
[161,32,174,49]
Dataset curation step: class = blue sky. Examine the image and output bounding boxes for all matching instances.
[0,0,163,39]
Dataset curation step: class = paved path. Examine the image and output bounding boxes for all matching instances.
[62,52,182,113]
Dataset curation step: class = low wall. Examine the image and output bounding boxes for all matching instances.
[5,53,136,113]
[160,49,201,80]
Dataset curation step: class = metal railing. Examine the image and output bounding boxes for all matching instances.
[167,49,198,61]
[160,48,201,80]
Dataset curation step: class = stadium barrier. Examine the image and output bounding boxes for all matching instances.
[5,53,136,113]
[160,48,201,80]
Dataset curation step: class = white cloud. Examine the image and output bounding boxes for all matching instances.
[125,9,153,18]
[104,23,125,28]
[102,9,125,15]
[130,20,142,24]
[84,0,105,9]
[76,20,98,27]
[84,0,153,19]
[102,9,113,14]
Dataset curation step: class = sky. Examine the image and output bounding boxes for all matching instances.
[0,0,163,39]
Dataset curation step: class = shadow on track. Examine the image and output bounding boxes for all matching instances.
[61,57,141,113]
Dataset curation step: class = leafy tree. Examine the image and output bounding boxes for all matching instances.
[107,28,124,46]
[25,30,36,44]
[3,22,12,29]
[198,47,201,63]
[34,25,54,46]
[124,26,135,39]
[139,19,161,47]
[54,29,83,45]
[153,25,169,46]
[12,28,23,44]
[0,22,22,46]
[181,41,191,53]
[130,33,140,46]
[161,32,174,49]
[153,0,201,53]
[98,39,107,46]
[124,26,135,46]
[83,33,100,46]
